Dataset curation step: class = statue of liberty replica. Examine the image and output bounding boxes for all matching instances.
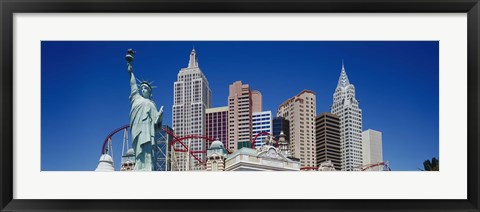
[126,49,164,171]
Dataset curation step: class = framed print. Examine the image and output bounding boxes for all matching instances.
[1,0,479,211]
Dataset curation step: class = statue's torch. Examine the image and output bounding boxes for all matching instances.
[126,49,135,73]
[126,48,135,63]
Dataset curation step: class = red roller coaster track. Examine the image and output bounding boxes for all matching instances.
[102,126,392,171]
[101,124,228,166]
[300,162,391,171]
[102,126,289,168]
[300,166,318,171]
[361,161,390,171]
[101,124,130,155]
[162,128,220,165]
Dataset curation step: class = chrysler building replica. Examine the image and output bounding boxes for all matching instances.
[331,62,363,171]
[172,48,212,170]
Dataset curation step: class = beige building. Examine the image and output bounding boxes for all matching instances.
[315,112,341,170]
[228,81,253,151]
[277,90,317,167]
[362,129,383,167]
[251,90,262,113]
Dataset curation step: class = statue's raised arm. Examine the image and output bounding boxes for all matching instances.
[126,49,138,97]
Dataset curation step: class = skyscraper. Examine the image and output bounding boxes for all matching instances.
[272,117,290,142]
[331,62,363,171]
[251,90,263,113]
[172,48,212,171]
[362,129,383,167]
[277,90,316,167]
[206,106,229,148]
[315,112,341,171]
[228,81,253,151]
[252,111,272,148]
[273,117,290,157]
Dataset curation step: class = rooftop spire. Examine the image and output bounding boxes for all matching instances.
[188,47,198,68]
[337,60,350,88]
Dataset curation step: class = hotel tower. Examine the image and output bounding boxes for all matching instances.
[172,48,212,171]
[277,90,317,167]
[315,112,341,170]
[331,62,363,171]
[227,81,253,151]
[362,129,383,168]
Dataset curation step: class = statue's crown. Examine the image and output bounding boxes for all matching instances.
[137,78,156,90]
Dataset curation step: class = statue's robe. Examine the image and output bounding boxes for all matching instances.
[129,86,161,171]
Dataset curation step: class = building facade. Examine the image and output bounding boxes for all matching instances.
[225,145,300,171]
[206,107,229,148]
[315,112,341,171]
[272,117,290,142]
[252,111,272,148]
[362,129,383,167]
[251,90,263,113]
[172,48,212,171]
[228,81,253,152]
[206,140,228,171]
[277,131,290,157]
[121,148,135,171]
[277,90,317,167]
[331,63,363,171]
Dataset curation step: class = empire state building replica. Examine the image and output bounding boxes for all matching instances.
[172,48,212,171]
[331,62,363,171]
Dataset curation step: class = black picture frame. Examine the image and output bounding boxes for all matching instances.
[1,0,479,211]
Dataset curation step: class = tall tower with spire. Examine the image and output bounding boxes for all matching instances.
[188,47,199,68]
[331,61,363,171]
[172,48,212,171]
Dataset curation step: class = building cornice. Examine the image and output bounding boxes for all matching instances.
[278,89,316,109]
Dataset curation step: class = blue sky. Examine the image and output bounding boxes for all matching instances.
[41,41,439,171]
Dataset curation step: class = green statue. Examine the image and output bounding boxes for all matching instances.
[126,49,163,171]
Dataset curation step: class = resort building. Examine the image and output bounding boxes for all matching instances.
[362,129,383,168]
[272,117,290,143]
[206,107,229,148]
[172,48,212,171]
[206,140,228,171]
[331,62,363,171]
[120,148,135,171]
[228,81,253,151]
[225,145,300,171]
[251,90,263,113]
[315,112,341,171]
[277,131,290,157]
[252,111,273,148]
[277,90,317,168]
